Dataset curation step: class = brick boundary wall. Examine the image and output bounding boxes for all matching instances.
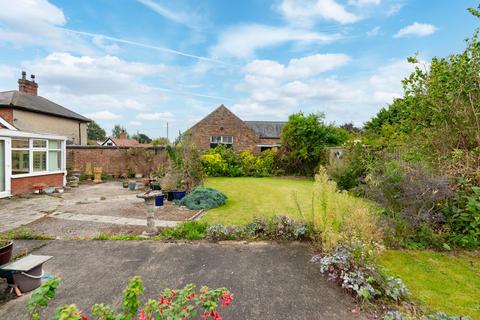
[11,173,64,195]
[66,146,168,177]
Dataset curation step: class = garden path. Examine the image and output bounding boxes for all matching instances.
[0,240,364,320]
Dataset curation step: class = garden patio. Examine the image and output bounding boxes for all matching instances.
[0,178,479,319]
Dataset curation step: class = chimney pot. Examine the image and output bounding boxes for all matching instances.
[18,71,38,96]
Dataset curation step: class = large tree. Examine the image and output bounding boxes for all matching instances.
[112,125,128,138]
[132,133,152,144]
[87,121,106,141]
[280,112,349,175]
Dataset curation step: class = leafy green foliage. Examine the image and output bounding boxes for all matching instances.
[201,145,279,177]
[157,221,209,240]
[280,112,349,175]
[27,277,61,320]
[201,145,244,177]
[175,186,227,210]
[27,276,233,320]
[131,133,151,144]
[87,121,106,142]
[164,136,204,193]
[151,137,169,145]
[206,216,310,241]
[446,185,480,247]
[112,125,128,139]
[311,244,410,303]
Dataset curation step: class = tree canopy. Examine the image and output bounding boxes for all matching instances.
[87,121,106,141]
[280,112,349,175]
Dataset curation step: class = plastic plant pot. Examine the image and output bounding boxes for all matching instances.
[0,241,13,266]
[173,191,186,200]
[155,195,164,207]
[128,182,136,191]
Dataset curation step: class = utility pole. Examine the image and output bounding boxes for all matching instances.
[166,122,169,142]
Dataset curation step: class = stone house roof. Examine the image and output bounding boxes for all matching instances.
[0,90,90,122]
[244,121,286,139]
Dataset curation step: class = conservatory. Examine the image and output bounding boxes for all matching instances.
[0,117,67,198]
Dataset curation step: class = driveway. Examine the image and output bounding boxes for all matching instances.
[0,182,198,238]
[0,240,362,320]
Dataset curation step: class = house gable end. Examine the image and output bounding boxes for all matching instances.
[187,105,259,151]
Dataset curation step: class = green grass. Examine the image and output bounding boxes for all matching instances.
[378,250,480,319]
[202,177,314,225]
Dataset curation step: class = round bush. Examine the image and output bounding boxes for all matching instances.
[175,187,227,210]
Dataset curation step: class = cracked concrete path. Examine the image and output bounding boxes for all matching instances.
[0,182,194,237]
[0,195,62,233]
[50,212,179,227]
[0,240,363,320]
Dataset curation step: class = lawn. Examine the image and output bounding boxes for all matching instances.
[378,250,480,319]
[202,177,314,225]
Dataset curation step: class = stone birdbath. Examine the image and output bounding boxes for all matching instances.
[136,190,163,237]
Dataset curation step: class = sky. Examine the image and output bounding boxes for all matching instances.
[0,0,478,140]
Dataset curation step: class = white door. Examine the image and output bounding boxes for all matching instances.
[0,138,11,198]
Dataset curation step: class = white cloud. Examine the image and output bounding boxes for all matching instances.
[348,0,380,6]
[367,26,381,37]
[394,22,438,38]
[85,111,121,121]
[277,0,360,26]
[210,24,336,59]
[136,112,174,121]
[243,53,350,79]
[129,121,142,126]
[0,0,91,52]
[232,55,418,125]
[386,3,403,16]
[23,52,167,95]
[136,0,203,29]
[369,59,417,103]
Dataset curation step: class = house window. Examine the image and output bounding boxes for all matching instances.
[11,139,63,175]
[48,140,62,171]
[210,135,233,148]
[32,139,47,172]
[12,139,29,175]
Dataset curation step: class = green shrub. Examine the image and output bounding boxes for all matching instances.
[175,186,227,210]
[157,221,209,240]
[445,185,480,248]
[201,145,243,177]
[201,145,280,177]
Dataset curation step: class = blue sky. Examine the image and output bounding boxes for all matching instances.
[0,0,478,140]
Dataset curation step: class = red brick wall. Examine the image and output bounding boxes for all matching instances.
[11,173,64,195]
[66,146,167,176]
[0,108,14,124]
[187,105,259,152]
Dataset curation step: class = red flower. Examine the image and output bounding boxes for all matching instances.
[138,310,147,320]
[82,315,88,320]
[220,292,234,307]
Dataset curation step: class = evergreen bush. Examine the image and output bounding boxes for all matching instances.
[175,187,227,210]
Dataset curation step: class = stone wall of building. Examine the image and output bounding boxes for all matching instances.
[187,105,259,152]
[66,146,168,177]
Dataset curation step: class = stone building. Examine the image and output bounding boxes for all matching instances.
[186,105,286,152]
[0,71,90,145]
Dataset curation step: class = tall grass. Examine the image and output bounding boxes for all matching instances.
[297,167,382,252]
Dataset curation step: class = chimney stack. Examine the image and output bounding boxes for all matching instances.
[18,71,38,96]
[119,131,127,139]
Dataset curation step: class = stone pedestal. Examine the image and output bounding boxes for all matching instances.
[136,191,163,237]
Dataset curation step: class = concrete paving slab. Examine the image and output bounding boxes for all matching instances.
[0,241,363,320]
[50,212,179,227]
